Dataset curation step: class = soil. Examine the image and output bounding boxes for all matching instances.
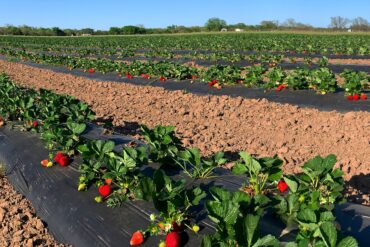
[0,176,70,247]
[284,57,370,66]
[0,60,369,205]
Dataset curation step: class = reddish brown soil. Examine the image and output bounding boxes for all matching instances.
[0,176,70,247]
[284,57,370,66]
[0,60,369,205]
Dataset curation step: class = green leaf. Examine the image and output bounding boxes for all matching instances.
[201,235,213,247]
[320,211,335,222]
[102,141,115,153]
[206,200,239,225]
[232,162,248,175]
[319,222,337,247]
[235,214,260,247]
[252,235,279,247]
[297,208,317,223]
[336,237,359,247]
[284,242,298,247]
[72,123,86,134]
[303,156,323,172]
[322,154,337,171]
[138,177,154,201]
[77,144,89,153]
[284,176,298,193]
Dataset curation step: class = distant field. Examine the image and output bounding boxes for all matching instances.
[0,32,369,54]
[0,32,368,96]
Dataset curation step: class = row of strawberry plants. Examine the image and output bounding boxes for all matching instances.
[0,74,360,246]
[1,48,369,98]
[1,46,338,66]
[1,33,369,55]
[1,46,363,71]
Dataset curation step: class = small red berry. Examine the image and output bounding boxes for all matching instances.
[353,94,360,101]
[277,179,289,193]
[33,121,38,127]
[98,185,112,198]
[347,95,353,101]
[88,68,95,74]
[130,231,144,246]
[166,231,181,247]
[361,94,367,100]
[58,155,70,167]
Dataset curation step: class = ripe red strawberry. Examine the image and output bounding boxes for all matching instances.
[347,95,353,101]
[33,121,38,127]
[54,152,64,163]
[130,231,144,246]
[276,85,283,92]
[208,80,218,87]
[160,76,166,81]
[353,94,360,101]
[98,185,112,198]
[166,231,181,247]
[126,73,133,79]
[141,74,150,79]
[361,94,367,100]
[88,68,95,74]
[58,155,70,167]
[277,179,288,193]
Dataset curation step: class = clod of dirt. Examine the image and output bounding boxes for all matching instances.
[0,177,70,246]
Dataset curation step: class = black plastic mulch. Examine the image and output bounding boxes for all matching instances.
[1,124,369,247]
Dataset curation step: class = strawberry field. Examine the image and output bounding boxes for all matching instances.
[0,33,369,98]
[0,32,369,247]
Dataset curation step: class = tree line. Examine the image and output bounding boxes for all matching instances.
[0,17,369,36]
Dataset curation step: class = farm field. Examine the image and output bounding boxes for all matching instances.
[0,32,369,247]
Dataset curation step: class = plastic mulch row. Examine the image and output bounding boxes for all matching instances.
[0,124,369,247]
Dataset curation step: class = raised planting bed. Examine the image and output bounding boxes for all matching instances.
[0,74,369,247]
[1,55,368,112]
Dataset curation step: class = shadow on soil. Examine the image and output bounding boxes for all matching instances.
[345,173,370,205]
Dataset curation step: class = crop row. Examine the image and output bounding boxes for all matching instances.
[2,46,352,66]
[1,48,369,97]
[0,32,369,55]
[0,73,361,247]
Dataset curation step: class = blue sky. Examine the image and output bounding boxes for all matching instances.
[1,0,369,29]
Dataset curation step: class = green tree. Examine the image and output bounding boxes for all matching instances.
[109,27,122,35]
[121,25,146,34]
[205,17,227,31]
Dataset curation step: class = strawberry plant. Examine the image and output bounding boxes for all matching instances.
[308,68,337,94]
[265,67,286,89]
[137,170,206,245]
[232,152,283,196]
[293,209,358,247]
[282,154,345,211]
[202,65,242,85]
[340,69,369,95]
[176,148,227,179]
[202,187,279,247]
[286,68,310,90]
[77,139,148,207]
[317,56,329,67]
[141,125,184,165]
[243,65,266,87]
